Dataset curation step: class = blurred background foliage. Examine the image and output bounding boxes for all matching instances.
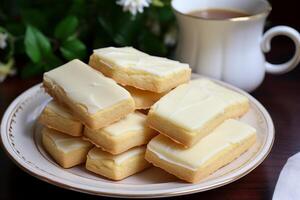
[0,0,176,79]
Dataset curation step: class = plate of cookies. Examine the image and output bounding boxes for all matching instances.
[1,47,274,198]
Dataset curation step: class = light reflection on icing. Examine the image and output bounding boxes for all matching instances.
[93,47,190,77]
[151,79,249,131]
[44,128,91,153]
[103,112,148,136]
[44,59,131,114]
[147,119,256,171]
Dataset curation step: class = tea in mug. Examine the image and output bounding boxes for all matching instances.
[189,9,250,20]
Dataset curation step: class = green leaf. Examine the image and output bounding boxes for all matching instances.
[92,32,113,49]
[21,63,44,78]
[43,53,63,71]
[60,37,86,60]
[97,16,114,38]
[24,25,51,63]
[54,15,79,41]
[69,0,87,17]
[158,6,174,22]
[152,0,164,7]
[98,9,143,46]
[21,53,62,78]
[13,38,25,55]
[5,23,25,36]
[139,31,167,56]
[21,9,47,31]
[113,13,143,46]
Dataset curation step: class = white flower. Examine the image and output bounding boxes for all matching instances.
[0,32,8,49]
[164,27,177,46]
[0,59,15,83]
[117,0,151,16]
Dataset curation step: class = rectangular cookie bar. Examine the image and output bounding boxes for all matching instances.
[83,112,157,154]
[43,59,135,130]
[39,100,83,136]
[124,85,167,110]
[86,146,150,180]
[145,119,257,183]
[147,79,249,147]
[89,47,191,93]
[42,127,93,168]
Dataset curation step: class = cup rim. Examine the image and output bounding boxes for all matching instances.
[171,0,272,21]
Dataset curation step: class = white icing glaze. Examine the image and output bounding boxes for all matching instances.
[44,128,91,153]
[88,146,146,165]
[103,112,147,136]
[93,47,190,77]
[147,119,256,171]
[44,59,131,114]
[151,79,249,131]
[46,100,74,119]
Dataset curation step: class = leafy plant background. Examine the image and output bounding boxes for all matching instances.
[0,0,175,78]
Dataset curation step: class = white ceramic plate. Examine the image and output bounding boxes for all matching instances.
[0,75,274,198]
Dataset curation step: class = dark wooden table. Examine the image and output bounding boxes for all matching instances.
[1,65,300,199]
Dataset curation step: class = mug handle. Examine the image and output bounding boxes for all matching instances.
[261,26,300,74]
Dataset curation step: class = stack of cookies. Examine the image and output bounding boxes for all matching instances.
[39,46,257,183]
[39,101,93,168]
[145,79,256,183]
[39,47,190,180]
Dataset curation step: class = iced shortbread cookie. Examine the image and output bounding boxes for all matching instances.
[147,79,249,147]
[42,127,93,168]
[89,47,191,93]
[43,59,135,130]
[83,112,157,154]
[124,85,167,110]
[86,146,150,180]
[39,100,83,136]
[145,119,257,183]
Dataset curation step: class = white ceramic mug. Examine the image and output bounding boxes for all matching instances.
[172,0,300,92]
